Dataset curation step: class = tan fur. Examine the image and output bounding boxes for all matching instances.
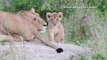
[0,9,59,49]
[46,12,64,43]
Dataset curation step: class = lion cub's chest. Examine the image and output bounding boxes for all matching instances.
[49,23,60,35]
[52,26,59,34]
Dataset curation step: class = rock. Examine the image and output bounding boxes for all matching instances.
[0,42,93,60]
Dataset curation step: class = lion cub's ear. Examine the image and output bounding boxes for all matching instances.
[30,8,35,13]
[58,12,63,20]
[46,12,52,21]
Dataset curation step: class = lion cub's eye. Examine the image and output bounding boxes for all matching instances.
[33,18,37,20]
[59,15,61,18]
[48,15,51,18]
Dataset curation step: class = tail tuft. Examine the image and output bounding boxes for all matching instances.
[56,48,63,53]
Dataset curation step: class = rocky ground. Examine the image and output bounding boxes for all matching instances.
[0,42,93,60]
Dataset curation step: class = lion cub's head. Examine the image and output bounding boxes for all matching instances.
[46,12,63,26]
[18,8,47,32]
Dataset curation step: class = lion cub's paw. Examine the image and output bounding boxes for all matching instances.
[56,48,63,53]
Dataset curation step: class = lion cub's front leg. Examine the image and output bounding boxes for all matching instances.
[54,30,64,43]
[48,29,55,42]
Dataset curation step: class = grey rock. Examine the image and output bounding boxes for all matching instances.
[0,42,93,60]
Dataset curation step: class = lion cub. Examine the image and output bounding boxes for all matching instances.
[46,12,64,43]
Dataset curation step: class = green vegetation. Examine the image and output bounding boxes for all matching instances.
[0,0,107,60]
